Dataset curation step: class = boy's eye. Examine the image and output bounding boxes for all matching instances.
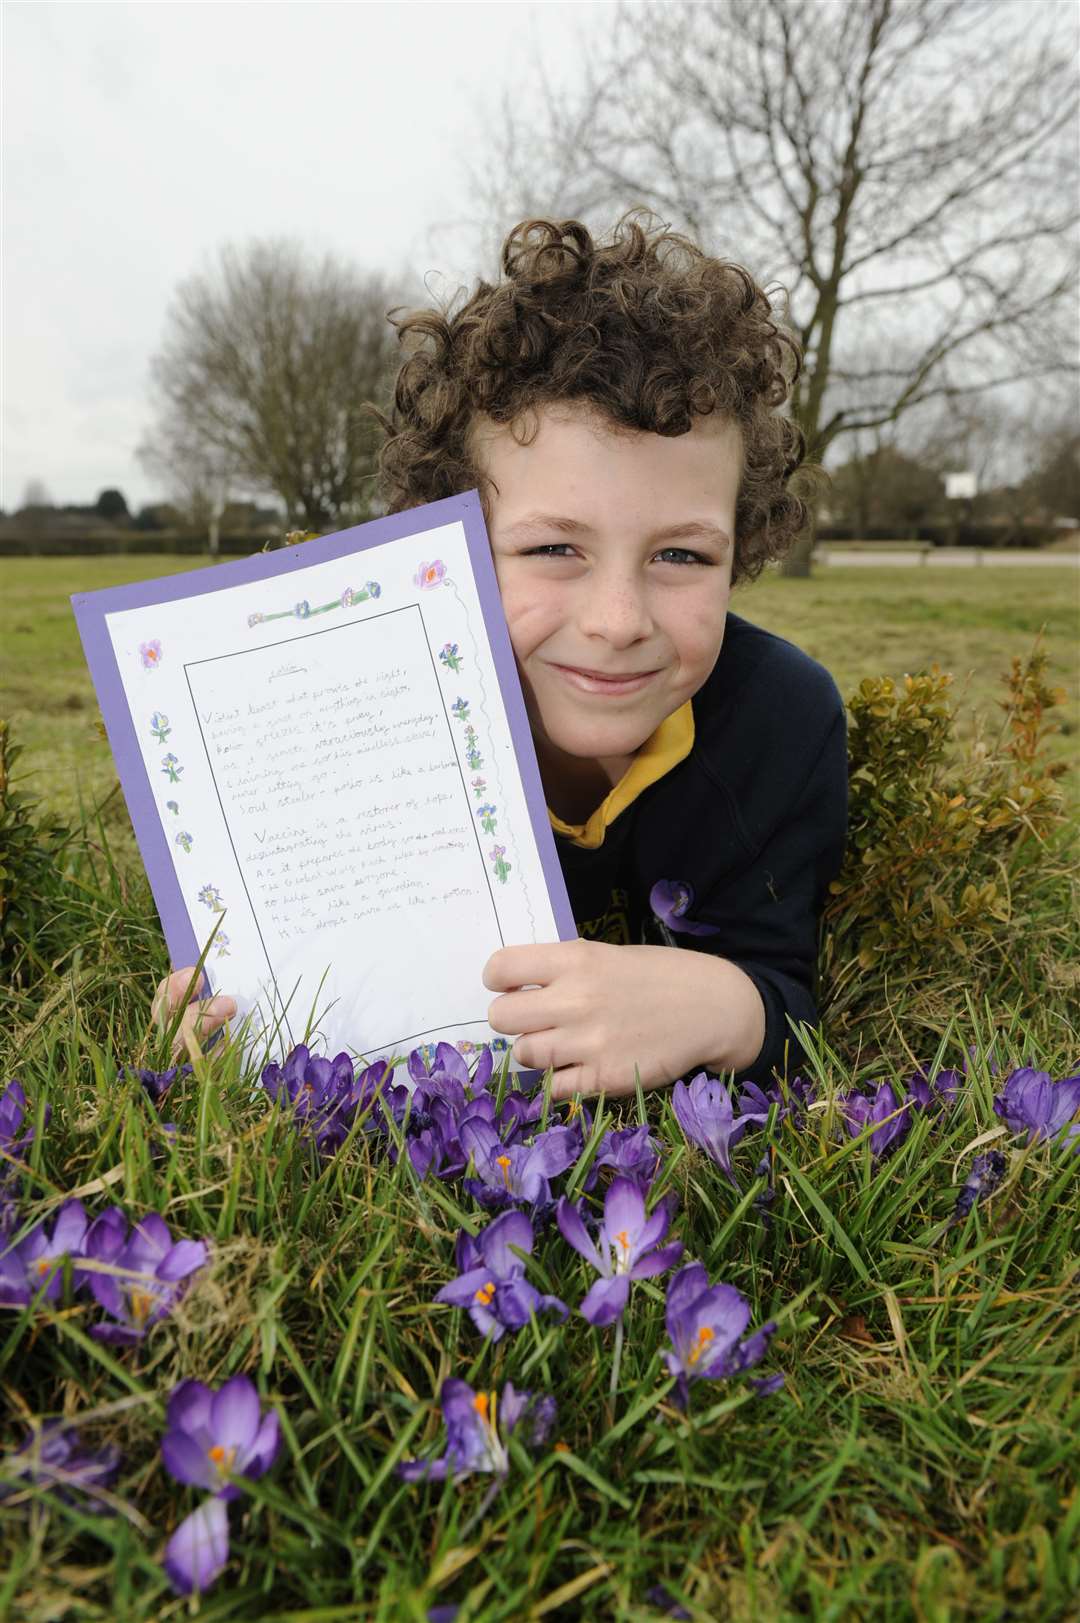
[522,544,576,558]
[654,547,710,566]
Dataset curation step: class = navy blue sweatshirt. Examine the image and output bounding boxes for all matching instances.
[552,611,849,1084]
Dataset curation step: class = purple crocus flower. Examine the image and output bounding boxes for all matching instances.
[124,1063,193,1108]
[0,1422,120,1509]
[89,1213,208,1343]
[737,1075,816,1124]
[671,1073,763,1185]
[951,1150,1007,1224]
[557,1176,682,1326]
[582,1124,662,1192]
[992,1067,1080,1150]
[840,1081,911,1160]
[261,1044,361,1153]
[649,879,721,937]
[0,1079,49,1160]
[0,1197,88,1308]
[662,1262,778,1409]
[461,1118,579,1211]
[906,1068,962,1113]
[398,1378,556,1483]
[435,1211,567,1341]
[0,1082,51,1235]
[161,1375,280,1501]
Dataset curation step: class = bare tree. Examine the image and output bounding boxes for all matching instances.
[471,0,1079,572]
[137,427,235,555]
[141,241,404,531]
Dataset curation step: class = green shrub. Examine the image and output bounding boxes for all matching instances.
[820,642,1077,1053]
[0,718,71,987]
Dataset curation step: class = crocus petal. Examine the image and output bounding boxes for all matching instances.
[435,1268,495,1307]
[601,1177,646,1245]
[210,1377,261,1452]
[477,1210,533,1275]
[398,1455,450,1483]
[157,1239,208,1282]
[130,1213,171,1261]
[51,1199,89,1253]
[665,1262,710,1329]
[579,1272,631,1326]
[163,1496,229,1595]
[88,1273,125,1319]
[244,1410,280,1478]
[556,1198,602,1270]
[629,1239,683,1279]
[161,1429,218,1491]
[167,1379,214,1434]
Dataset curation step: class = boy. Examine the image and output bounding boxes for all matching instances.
[159,215,848,1099]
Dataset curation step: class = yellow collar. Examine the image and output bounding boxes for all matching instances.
[547,702,695,850]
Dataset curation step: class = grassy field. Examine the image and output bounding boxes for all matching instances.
[2,556,1077,823]
[1,555,1078,1620]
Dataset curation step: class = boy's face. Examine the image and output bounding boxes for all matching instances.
[479,402,740,786]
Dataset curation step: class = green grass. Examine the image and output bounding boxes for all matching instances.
[1,557,1077,819]
[1,555,1078,1619]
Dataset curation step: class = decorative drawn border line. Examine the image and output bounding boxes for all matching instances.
[247,581,381,630]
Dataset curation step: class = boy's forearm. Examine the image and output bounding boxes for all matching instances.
[692,954,768,1077]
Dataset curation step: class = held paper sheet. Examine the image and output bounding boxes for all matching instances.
[72,493,576,1068]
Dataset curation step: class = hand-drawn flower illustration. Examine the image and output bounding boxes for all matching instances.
[139,640,163,670]
[451,697,471,723]
[477,804,498,835]
[414,559,447,590]
[247,612,265,628]
[489,844,511,884]
[161,754,183,784]
[294,600,311,620]
[166,800,180,815]
[471,776,487,798]
[150,711,171,744]
[365,580,381,599]
[175,831,193,855]
[341,587,356,608]
[467,747,484,771]
[197,884,225,913]
[214,933,231,957]
[440,642,463,674]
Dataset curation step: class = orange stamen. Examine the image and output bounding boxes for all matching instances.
[36,1259,52,1276]
[688,1325,716,1367]
[473,1391,489,1420]
[474,1281,496,1306]
[615,1230,630,1252]
[129,1288,156,1324]
[496,1154,512,1187]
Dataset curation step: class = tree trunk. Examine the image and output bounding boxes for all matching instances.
[779,531,814,578]
[208,512,220,558]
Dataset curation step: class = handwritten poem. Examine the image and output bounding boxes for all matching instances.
[184,605,502,1045]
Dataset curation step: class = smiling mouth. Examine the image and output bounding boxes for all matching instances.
[549,663,661,694]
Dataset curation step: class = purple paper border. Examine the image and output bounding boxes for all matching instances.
[70,491,577,986]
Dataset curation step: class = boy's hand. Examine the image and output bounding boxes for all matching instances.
[152,967,236,1060]
[483,940,766,1100]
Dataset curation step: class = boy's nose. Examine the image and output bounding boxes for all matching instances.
[577,576,654,647]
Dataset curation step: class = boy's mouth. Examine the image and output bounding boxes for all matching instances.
[548,662,660,696]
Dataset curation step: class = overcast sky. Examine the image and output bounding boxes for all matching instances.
[2,1,608,512]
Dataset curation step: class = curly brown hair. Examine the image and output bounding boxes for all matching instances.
[372,213,813,583]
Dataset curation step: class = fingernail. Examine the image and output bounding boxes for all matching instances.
[207,996,236,1017]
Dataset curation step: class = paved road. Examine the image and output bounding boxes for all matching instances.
[814,547,1080,568]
